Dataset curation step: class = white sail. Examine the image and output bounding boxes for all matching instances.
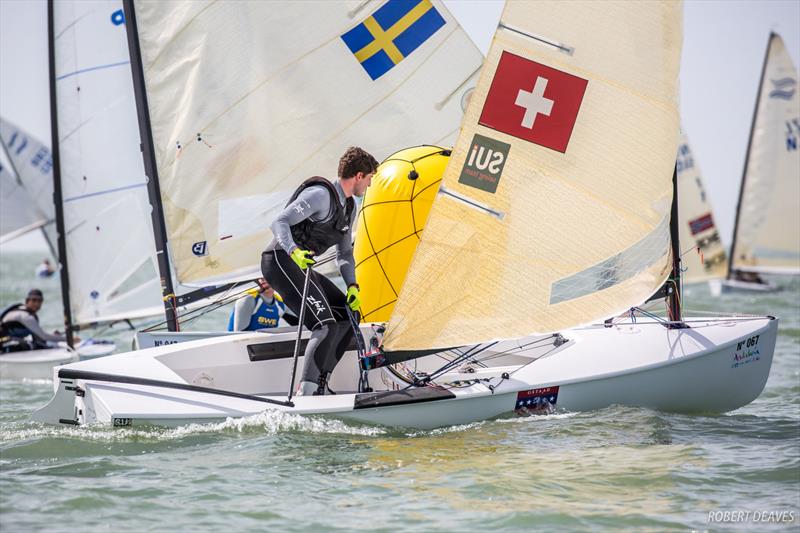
[0,117,58,252]
[52,0,163,325]
[130,0,482,287]
[676,130,727,283]
[0,140,50,243]
[383,1,682,350]
[730,33,800,276]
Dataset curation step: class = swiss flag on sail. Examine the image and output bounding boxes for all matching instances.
[479,51,588,153]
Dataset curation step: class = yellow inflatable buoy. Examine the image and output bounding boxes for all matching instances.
[354,145,450,322]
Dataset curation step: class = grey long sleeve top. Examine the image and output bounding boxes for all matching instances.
[269,180,357,287]
[1,309,67,343]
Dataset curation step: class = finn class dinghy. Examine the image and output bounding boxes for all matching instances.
[717,32,800,294]
[33,1,779,429]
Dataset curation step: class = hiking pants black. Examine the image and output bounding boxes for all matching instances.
[261,249,353,384]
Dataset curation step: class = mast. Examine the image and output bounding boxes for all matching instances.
[668,162,684,327]
[122,0,178,331]
[47,0,75,347]
[727,32,774,280]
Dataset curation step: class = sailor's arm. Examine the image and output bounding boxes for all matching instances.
[232,296,256,331]
[336,214,357,288]
[17,313,66,343]
[270,188,330,254]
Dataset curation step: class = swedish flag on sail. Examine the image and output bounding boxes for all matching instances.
[341,0,446,80]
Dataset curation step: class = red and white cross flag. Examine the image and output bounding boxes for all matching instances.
[478,51,588,153]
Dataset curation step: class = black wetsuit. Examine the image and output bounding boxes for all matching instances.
[261,177,356,390]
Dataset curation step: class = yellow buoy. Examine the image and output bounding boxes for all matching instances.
[354,145,450,322]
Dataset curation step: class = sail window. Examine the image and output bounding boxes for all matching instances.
[550,215,670,304]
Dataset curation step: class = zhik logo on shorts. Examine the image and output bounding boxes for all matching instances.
[458,133,510,194]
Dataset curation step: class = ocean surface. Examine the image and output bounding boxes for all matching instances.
[1,250,798,532]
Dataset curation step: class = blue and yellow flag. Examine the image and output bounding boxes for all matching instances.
[341,0,446,81]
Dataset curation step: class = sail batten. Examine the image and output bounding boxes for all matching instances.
[383,1,683,350]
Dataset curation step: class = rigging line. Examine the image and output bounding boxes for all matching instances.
[56,60,131,81]
[427,342,498,381]
[63,182,147,203]
[140,283,252,331]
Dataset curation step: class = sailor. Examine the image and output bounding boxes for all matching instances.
[261,146,377,395]
[0,289,78,351]
[227,278,298,331]
[35,258,55,278]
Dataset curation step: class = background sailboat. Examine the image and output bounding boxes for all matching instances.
[676,129,728,285]
[0,134,52,246]
[0,118,57,254]
[724,32,800,292]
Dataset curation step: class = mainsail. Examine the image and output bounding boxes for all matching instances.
[383,1,683,350]
[0,138,51,244]
[729,32,800,276]
[0,118,57,252]
[676,130,727,283]
[127,0,482,287]
[50,0,163,326]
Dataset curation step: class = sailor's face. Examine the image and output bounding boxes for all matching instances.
[26,297,43,313]
[354,172,374,197]
[258,279,274,298]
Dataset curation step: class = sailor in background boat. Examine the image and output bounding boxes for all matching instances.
[0,289,79,352]
[35,259,56,278]
[226,278,298,331]
[261,146,377,396]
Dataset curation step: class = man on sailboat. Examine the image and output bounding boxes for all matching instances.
[261,146,377,395]
[227,278,298,331]
[0,289,78,351]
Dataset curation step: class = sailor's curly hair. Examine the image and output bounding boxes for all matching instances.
[338,146,378,179]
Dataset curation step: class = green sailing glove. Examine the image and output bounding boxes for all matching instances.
[290,248,316,270]
[346,285,361,311]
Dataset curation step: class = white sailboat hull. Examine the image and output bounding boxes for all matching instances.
[711,278,780,295]
[0,349,79,381]
[32,316,777,429]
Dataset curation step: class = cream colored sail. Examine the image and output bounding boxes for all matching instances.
[384,1,682,350]
[131,0,482,286]
[730,33,800,275]
[676,130,727,283]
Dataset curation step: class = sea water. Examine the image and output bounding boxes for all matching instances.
[1,251,798,532]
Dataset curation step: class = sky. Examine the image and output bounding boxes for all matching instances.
[0,0,798,253]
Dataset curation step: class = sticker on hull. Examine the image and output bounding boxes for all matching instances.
[515,386,559,415]
[732,335,761,369]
